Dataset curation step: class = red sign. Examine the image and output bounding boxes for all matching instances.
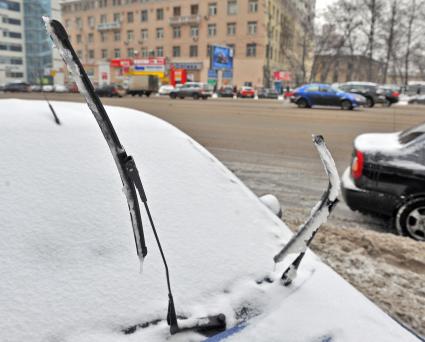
[110,59,133,67]
[274,71,292,81]
[101,72,108,80]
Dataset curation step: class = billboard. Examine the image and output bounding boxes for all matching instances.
[211,45,233,70]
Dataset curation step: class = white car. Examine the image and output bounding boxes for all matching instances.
[158,84,174,96]
[42,84,54,92]
[54,84,68,92]
[0,99,420,342]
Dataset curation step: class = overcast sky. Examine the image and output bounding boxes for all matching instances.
[316,0,336,13]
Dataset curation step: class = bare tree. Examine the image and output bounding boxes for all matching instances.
[381,0,399,84]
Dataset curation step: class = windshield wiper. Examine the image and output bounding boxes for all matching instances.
[274,135,340,286]
[44,17,225,336]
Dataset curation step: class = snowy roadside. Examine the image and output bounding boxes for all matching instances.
[213,149,425,336]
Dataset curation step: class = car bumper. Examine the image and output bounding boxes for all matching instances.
[341,168,398,216]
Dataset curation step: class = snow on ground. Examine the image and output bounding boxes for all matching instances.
[0,99,420,341]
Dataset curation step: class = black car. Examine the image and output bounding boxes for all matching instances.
[337,82,384,108]
[95,84,125,97]
[342,122,425,241]
[217,86,235,98]
[258,88,279,99]
[3,82,30,92]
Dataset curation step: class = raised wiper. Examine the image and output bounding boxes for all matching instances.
[274,135,340,286]
[43,17,225,336]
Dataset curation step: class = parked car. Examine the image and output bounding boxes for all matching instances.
[378,85,400,106]
[95,84,126,97]
[54,84,68,93]
[127,75,159,97]
[290,84,366,110]
[42,85,54,92]
[337,82,393,108]
[258,88,279,99]
[169,82,213,99]
[30,85,42,92]
[218,85,235,98]
[158,85,175,96]
[3,82,31,92]
[238,86,256,98]
[408,95,425,104]
[342,122,425,241]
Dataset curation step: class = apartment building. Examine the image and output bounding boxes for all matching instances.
[61,0,313,88]
[0,0,26,85]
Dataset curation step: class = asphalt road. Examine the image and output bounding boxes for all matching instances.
[3,93,425,232]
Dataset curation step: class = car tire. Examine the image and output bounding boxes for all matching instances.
[341,100,353,110]
[202,96,207,100]
[297,98,309,108]
[365,97,374,108]
[193,93,200,100]
[170,93,177,99]
[145,92,151,97]
[395,198,425,241]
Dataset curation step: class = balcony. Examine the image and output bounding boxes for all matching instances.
[97,22,121,31]
[169,15,201,26]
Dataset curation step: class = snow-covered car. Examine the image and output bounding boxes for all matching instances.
[342,122,425,241]
[0,98,420,342]
[54,84,68,92]
[42,84,54,92]
[158,84,175,96]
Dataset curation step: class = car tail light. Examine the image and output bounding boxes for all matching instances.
[392,91,399,97]
[351,150,364,179]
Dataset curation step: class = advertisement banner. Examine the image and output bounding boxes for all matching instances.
[133,57,166,66]
[211,45,233,70]
[208,69,217,79]
[134,65,165,72]
[110,59,133,68]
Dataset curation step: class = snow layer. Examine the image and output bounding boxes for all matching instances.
[354,132,401,152]
[0,100,419,342]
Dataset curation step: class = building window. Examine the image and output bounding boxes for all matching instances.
[128,48,135,57]
[208,3,217,16]
[173,46,181,57]
[76,17,82,29]
[156,8,164,20]
[88,50,95,59]
[227,0,237,15]
[189,45,198,57]
[101,49,108,59]
[156,28,164,39]
[227,23,236,36]
[114,48,120,58]
[114,31,120,41]
[141,29,148,40]
[246,43,256,57]
[127,12,134,23]
[156,46,163,57]
[77,50,83,59]
[191,4,199,15]
[100,14,107,24]
[191,25,199,38]
[76,34,82,43]
[249,0,258,13]
[88,16,95,28]
[100,31,107,42]
[141,47,148,57]
[169,27,180,39]
[208,24,217,37]
[127,30,134,41]
[113,13,121,23]
[141,9,148,22]
[173,6,181,16]
[88,33,94,43]
[248,21,257,35]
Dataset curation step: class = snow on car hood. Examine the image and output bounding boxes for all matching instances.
[354,132,402,153]
[0,100,418,342]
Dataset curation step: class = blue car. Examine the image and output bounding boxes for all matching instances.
[290,83,366,110]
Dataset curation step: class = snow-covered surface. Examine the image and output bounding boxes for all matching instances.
[354,132,402,152]
[0,100,419,342]
[259,194,282,216]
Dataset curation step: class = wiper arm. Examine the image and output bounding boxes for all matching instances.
[274,135,340,286]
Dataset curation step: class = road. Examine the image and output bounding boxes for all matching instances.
[3,93,425,232]
[2,93,425,334]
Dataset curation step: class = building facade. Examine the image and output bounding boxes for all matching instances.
[0,0,26,85]
[24,0,63,85]
[61,0,314,88]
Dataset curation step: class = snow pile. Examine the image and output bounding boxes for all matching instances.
[0,100,419,342]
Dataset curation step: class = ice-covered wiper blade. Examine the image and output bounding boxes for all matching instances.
[274,135,340,286]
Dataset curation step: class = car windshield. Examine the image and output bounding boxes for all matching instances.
[399,122,425,144]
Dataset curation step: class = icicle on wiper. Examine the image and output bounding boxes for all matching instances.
[43,18,226,336]
[274,135,340,286]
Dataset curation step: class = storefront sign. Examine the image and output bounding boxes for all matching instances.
[133,57,166,66]
[134,65,165,72]
[223,70,233,79]
[110,59,133,68]
[208,69,217,79]
[274,71,292,81]
[172,62,203,70]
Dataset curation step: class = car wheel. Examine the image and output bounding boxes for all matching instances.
[193,93,200,100]
[202,96,207,100]
[365,97,374,108]
[297,98,309,108]
[341,100,353,110]
[170,93,177,99]
[395,198,425,241]
[384,99,392,107]
[145,92,151,97]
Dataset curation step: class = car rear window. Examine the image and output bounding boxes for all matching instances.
[399,122,425,144]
